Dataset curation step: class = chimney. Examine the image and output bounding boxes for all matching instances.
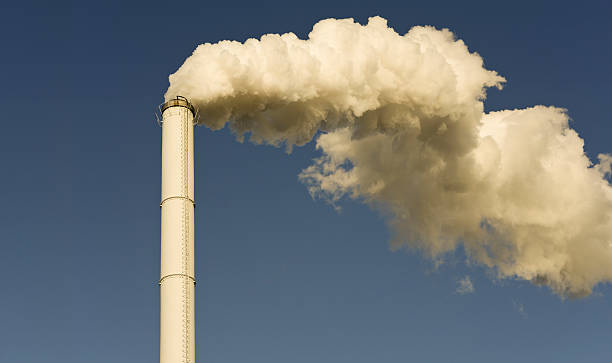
[159,96,196,363]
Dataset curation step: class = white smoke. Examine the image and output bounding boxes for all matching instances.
[456,276,475,295]
[165,17,612,297]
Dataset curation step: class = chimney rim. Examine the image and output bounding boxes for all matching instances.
[160,95,196,116]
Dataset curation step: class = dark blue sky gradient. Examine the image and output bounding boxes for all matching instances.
[1,1,611,362]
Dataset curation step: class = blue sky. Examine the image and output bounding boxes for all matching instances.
[1,1,611,362]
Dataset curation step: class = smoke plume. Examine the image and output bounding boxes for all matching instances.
[165,17,612,297]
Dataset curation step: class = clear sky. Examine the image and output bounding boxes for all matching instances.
[1,1,611,362]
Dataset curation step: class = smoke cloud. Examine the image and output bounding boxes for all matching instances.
[165,17,612,297]
[456,276,475,295]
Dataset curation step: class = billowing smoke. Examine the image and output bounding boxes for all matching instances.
[165,17,612,297]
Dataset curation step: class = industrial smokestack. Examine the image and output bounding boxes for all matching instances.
[159,96,195,363]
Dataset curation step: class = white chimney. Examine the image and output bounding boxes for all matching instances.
[159,96,196,363]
